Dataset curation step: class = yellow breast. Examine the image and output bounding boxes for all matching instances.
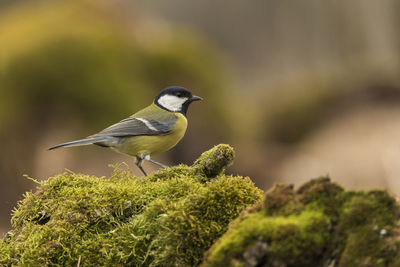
[116,113,187,156]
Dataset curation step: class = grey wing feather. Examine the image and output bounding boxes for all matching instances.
[90,117,176,138]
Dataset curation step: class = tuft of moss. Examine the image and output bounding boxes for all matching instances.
[202,177,400,267]
[263,183,296,215]
[0,145,262,266]
[192,144,235,179]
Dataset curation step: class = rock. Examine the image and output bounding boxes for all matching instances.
[202,177,400,267]
[0,145,262,266]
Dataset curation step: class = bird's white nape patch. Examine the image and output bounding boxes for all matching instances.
[157,95,188,112]
[136,118,158,131]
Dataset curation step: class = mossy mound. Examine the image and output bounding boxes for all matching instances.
[202,177,400,267]
[3,148,400,267]
[0,145,263,266]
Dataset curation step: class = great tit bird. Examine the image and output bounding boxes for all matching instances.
[49,86,202,175]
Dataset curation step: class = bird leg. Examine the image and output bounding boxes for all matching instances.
[138,165,147,176]
[135,154,169,176]
[145,158,169,169]
[134,156,147,176]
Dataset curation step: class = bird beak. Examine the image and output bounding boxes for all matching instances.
[190,95,203,102]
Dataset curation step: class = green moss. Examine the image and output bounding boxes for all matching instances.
[202,177,400,267]
[204,210,330,267]
[192,144,235,179]
[263,183,297,216]
[0,145,262,266]
[3,153,400,266]
[337,191,400,266]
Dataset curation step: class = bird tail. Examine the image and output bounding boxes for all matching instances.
[48,136,112,150]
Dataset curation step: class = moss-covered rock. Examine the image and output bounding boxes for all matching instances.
[3,148,400,266]
[0,145,262,266]
[202,177,400,267]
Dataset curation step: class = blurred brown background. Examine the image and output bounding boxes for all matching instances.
[1,0,400,235]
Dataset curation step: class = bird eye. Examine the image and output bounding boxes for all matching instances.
[176,93,182,97]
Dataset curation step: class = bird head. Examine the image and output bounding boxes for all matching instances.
[154,86,202,115]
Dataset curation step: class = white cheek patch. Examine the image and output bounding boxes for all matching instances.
[158,95,188,112]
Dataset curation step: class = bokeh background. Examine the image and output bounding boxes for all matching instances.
[1,0,400,235]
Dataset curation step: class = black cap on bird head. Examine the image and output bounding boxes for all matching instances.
[154,86,202,115]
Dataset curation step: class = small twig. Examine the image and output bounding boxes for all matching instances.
[77,256,81,267]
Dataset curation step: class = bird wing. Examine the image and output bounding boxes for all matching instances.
[90,115,177,138]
